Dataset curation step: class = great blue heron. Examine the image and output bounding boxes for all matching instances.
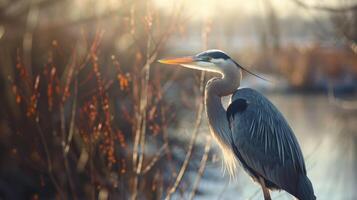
[158,50,316,200]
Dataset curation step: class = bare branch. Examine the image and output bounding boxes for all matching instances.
[164,71,206,200]
[188,136,212,200]
[35,118,65,199]
[142,143,168,174]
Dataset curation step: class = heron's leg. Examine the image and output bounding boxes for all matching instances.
[259,177,271,200]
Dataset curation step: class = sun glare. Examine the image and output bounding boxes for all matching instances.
[153,0,352,20]
[153,0,298,20]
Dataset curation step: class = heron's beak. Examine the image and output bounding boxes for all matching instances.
[158,56,195,65]
[158,56,219,73]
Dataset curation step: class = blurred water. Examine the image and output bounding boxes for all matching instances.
[180,93,357,200]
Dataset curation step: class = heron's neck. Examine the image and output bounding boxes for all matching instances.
[205,66,241,148]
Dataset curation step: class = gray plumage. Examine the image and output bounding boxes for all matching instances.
[227,88,315,200]
[159,49,316,200]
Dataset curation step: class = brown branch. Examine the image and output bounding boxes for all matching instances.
[131,2,186,198]
[131,4,159,199]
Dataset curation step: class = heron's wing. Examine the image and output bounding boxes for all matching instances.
[227,93,306,192]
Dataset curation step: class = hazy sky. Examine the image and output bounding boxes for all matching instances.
[153,0,355,20]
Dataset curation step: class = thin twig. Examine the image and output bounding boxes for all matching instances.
[64,78,78,154]
[34,121,65,199]
[164,71,206,200]
[63,78,79,199]
[131,4,157,199]
[22,0,39,78]
[60,53,78,199]
[142,143,168,174]
[188,136,212,200]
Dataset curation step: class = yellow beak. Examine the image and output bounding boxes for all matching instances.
[158,56,195,65]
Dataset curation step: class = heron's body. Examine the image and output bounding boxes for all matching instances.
[228,88,314,200]
[159,49,316,200]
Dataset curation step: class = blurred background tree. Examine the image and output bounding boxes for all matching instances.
[0,0,356,199]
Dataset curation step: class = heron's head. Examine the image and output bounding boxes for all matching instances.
[158,49,232,74]
[158,49,267,80]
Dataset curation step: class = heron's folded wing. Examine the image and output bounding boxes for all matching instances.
[227,97,306,192]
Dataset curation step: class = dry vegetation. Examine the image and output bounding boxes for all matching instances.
[0,0,356,199]
[249,44,357,89]
[0,1,212,199]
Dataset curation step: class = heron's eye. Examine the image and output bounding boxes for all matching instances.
[200,56,211,62]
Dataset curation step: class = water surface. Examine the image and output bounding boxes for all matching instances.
[180,93,356,200]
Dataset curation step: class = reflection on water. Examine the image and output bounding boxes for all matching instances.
[185,93,356,200]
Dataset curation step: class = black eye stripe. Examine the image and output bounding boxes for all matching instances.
[197,50,230,60]
[207,52,230,59]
